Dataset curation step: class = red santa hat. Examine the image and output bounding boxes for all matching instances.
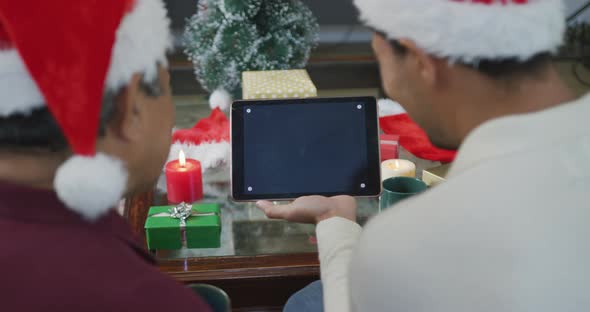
[0,0,172,220]
[354,0,565,63]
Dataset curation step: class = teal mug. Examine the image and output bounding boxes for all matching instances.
[380,177,428,210]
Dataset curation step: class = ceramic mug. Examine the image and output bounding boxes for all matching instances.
[380,176,428,210]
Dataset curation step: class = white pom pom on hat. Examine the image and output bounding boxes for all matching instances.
[0,0,172,221]
[55,154,128,221]
[354,0,565,63]
[209,88,233,111]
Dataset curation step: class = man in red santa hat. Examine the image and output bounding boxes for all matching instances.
[259,0,590,311]
[0,0,212,310]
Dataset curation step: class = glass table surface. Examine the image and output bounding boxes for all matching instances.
[151,149,436,261]
[152,171,381,260]
[136,89,439,261]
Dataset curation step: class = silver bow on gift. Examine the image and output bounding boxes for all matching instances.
[167,202,194,227]
[150,202,218,248]
[152,202,217,228]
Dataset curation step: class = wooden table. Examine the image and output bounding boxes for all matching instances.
[124,147,437,311]
[125,189,322,310]
[124,187,383,310]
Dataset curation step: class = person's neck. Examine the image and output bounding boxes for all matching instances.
[0,151,67,190]
[452,66,577,143]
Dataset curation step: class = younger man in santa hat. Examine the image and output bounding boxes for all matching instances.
[0,0,211,310]
[259,1,590,311]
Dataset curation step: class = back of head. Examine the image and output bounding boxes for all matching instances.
[354,0,567,148]
[355,0,565,65]
[0,0,172,220]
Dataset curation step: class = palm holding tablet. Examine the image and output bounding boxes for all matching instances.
[256,195,358,224]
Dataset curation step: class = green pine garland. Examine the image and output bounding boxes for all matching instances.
[183,0,319,98]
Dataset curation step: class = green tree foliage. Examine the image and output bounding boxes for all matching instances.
[183,0,319,98]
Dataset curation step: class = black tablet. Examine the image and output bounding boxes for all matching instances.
[231,96,381,201]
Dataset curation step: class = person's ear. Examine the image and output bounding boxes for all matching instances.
[107,73,144,142]
[398,39,438,88]
[372,33,395,61]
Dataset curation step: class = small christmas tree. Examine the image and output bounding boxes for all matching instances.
[183,0,319,102]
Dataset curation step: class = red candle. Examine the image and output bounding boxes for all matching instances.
[165,150,203,204]
[380,134,400,162]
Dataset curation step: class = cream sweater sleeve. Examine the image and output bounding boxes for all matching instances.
[316,217,363,312]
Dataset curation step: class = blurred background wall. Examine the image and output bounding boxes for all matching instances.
[165,0,590,97]
[165,0,590,46]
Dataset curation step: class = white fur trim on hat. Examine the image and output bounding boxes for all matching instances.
[354,0,565,63]
[378,98,406,117]
[106,0,173,91]
[0,49,44,115]
[54,153,128,221]
[209,88,233,111]
[0,0,172,116]
[168,141,231,170]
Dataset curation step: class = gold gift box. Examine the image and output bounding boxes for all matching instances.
[242,69,317,100]
[422,164,451,187]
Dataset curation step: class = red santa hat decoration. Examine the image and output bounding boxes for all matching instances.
[354,0,565,63]
[0,0,172,220]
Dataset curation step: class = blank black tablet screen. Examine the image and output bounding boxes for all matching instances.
[232,97,380,200]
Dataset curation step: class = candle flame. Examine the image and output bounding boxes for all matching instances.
[179,150,186,167]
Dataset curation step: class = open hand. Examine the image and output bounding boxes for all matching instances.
[256,195,357,224]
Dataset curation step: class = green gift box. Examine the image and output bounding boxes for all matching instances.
[144,203,221,250]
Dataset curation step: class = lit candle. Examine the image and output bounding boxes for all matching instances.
[381,159,416,181]
[165,150,203,204]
